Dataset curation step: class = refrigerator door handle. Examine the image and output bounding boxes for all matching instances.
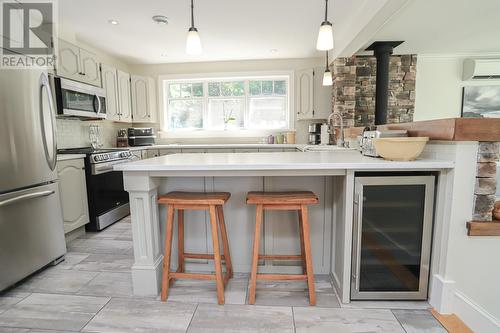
[0,190,55,207]
[39,73,57,171]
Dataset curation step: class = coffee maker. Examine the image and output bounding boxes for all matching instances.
[308,123,322,145]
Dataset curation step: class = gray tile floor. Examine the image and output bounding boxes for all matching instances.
[0,217,446,333]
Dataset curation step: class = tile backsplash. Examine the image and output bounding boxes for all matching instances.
[56,118,313,148]
[56,118,126,148]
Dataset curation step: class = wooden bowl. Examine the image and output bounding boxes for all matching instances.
[373,137,429,161]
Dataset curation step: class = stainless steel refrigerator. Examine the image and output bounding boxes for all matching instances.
[0,68,66,291]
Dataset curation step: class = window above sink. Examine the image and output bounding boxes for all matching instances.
[159,71,294,138]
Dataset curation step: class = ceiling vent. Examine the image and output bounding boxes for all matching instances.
[463,58,500,80]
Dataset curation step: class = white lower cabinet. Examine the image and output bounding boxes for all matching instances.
[146,149,160,158]
[159,149,181,156]
[57,158,89,234]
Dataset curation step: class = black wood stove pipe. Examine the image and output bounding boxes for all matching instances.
[366,41,403,125]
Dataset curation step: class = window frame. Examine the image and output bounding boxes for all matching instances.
[158,71,295,138]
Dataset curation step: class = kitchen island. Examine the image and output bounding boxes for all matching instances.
[115,147,459,303]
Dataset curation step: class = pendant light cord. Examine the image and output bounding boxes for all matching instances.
[325,51,329,69]
[191,0,195,28]
[324,0,328,22]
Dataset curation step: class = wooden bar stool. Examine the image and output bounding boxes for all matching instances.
[246,191,318,305]
[157,191,233,305]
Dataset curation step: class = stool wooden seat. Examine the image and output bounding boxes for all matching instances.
[246,191,318,305]
[158,191,232,305]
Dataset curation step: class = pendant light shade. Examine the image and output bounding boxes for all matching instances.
[316,0,334,51]
[186,0,202,55]
[186,27,202,55]
[323,69,333,86]
[323,51,333,86]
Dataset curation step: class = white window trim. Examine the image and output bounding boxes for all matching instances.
[158,70,295,138]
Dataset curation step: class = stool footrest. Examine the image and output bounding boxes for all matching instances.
[256,274,308,281]
[169,272,216,280]
[184,253,227,261]
[258,254,303,261]
[169,271,231,286]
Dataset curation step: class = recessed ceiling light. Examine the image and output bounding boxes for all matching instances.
[152,15,169,25]
[108,19,119,25]
[270,49,278,54]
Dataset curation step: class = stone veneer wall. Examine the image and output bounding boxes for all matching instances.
[332,55,417,127]
[474,142,500,221]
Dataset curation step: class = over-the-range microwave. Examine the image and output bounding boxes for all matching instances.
[50,75,106,119]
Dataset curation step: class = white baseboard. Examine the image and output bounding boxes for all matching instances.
[330,271,346,303]
[453,291,500,333]
[430,275,500,333]
[429,274,456,314]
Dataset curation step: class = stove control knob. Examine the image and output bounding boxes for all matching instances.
[120,151,130,158]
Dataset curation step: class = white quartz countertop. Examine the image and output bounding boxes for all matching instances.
[126,144,303,151]
[115,151,454,172]
[57,154,86,161]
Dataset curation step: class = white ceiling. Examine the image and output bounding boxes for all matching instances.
[59,0,392,64]
[363,0,500,55]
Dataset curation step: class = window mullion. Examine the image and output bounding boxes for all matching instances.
[203,81,208,130]
[244,79,249,130]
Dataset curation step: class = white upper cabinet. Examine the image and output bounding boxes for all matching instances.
[117,70,132,122]
[57,39,101,87]
[79,48,101,86]
[312,66,333,120]
[101,64,120,122]
[296,67,332,120]
[57,39,80,81]
[296,68,314,120]
[131,75,157,123]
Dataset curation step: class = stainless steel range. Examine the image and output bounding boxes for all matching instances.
[58,147,138,231]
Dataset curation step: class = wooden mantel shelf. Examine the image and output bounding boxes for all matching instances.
[377,118,500,142]
[466,220,500,236]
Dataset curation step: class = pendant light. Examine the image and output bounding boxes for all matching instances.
[186,0,202,55]
[323,51,333,86]
[316,0,334,51]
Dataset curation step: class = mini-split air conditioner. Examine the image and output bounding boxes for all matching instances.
[463,58,500,80]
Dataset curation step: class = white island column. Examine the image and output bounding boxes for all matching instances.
[123,171,163,296]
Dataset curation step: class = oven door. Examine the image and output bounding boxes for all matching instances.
[87,170,129,217]
[54,77,106,119]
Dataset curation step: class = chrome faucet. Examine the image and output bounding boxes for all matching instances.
[327,112,345,148]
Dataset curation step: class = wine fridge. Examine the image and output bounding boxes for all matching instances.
[351,175,435,300]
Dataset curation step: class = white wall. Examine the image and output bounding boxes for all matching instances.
[130,58,325,144]
[425,142,500,333]
[414,55,500,332]
[414,54,500,121]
